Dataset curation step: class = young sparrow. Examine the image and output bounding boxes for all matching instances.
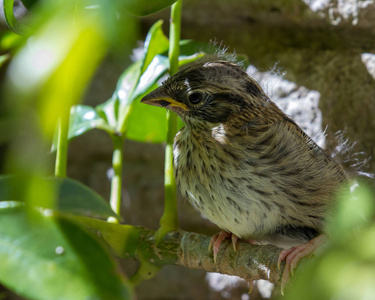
[141,60,347,290]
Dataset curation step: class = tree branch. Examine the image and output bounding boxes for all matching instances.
[71,216,283,284]
[176,231,282,284]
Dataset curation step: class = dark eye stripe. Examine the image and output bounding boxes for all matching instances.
[189,92,204,104]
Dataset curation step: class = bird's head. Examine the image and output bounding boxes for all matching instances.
[141,60,271,128]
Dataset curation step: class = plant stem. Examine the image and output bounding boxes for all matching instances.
[117,98,135,136]
[108,134,124,223]
[161,109,178,227]
[156,0,182,242]
[169,0,182,75]
[55,112,69,177]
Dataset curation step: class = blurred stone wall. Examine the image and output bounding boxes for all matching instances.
[67,1,375,299]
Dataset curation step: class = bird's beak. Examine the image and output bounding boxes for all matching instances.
[141,86,188,111]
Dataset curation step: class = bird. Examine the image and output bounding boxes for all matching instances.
[141,60,348,291]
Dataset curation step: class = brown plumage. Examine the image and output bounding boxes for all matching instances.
[141,60,347,290]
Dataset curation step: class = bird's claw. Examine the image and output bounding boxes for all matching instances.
[209,231,239,263]
[208,232,218,252]
[247,280,254,294]
[231,234,238,252]
[278,234,327,294]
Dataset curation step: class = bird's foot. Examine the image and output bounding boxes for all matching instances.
[248,280,254,294]
[208,231,239,263]
[277,234,327,294]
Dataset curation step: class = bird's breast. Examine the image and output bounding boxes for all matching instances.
[172,127,282,239]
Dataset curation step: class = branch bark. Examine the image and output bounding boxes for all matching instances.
[72,216,283,284]
[122,227,283,284]
[176,231,282,284]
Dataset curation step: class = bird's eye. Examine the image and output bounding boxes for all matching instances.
[188,92,204,105]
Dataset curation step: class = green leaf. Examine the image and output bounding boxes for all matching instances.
[328,183,375,241]
[178,52,206,67]
[68,105,113,137]
[114,21,170,109]
[123,0,177,17]
[3,0,31,35]
[114,55,169,108]
[141,20,170,73]
[0,31,24,51]
[126,89,168,143]
[114,60,142,107]
[178,40,206,56]
[0,204,131,300]
[96,97,120,130]
[133,55,170,101]
[53,177,119,219]
[0,175,23,201]
[8,7,106,139]
[115,56,170,134]
[105,56,170,142]
[0,54,10,67]
[286,185,375,300]
[0,176,118,219]
[64,215,142,259]
[20,0,39,10]
[51,105,113,151]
